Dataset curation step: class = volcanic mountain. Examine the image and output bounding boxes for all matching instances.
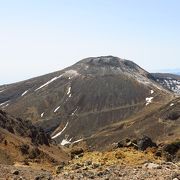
[0,56,176,148]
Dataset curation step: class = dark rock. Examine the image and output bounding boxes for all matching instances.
[137,136,157,151]
[17,177,24,180]
[92,163,100,169]
[56,161,66,174]
[56,166,63,174]
[70,148,84,159]
[82,166,88,170]
[117,138,138,149]
[28,147,41,159]
[71,163,83,170]
[12,170,19,175]
[86,172,95,179]
[166,111,180,121]
[34,176,45,180]
[19,144,30,155]
[97,171,104,177]
[0,110,50,146]
[163,141,180,155]
[162,141,180,162]
[23,159,29,165]
[70,175,74,179]
[84,160,92,166]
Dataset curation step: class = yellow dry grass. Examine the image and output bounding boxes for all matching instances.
[70,147,162,167]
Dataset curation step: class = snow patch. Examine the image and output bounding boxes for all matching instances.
[21,90,29,96]
[0,100,10,107]
[63,70,79,78]
[35,74,63,91]
[67,87,71,95]
[61,139,71,146]
[54,106,60,113]
[145,97,154,106]
[72,139,83,144]
[41,112,44,117]
[61,138,83,146]
[51,122,68,139]
[71,108,78,116]
[170,103,174,107]
[157,78,180,94]
[1,104,9,108]
[84,65,89,70]
[0,90,5,93]
[150,90,154,94]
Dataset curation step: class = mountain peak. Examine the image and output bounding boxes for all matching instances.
[77,56,126,67]
[74,56,147,77]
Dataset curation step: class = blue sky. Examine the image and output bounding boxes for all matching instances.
[0,0,180,84]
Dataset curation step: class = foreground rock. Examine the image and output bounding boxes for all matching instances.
[55,162,180,180]
[0,164,53,180]
[54,147,180,179]
[0,162,179,180]
[0,146,179,179]
[116,136,157,151]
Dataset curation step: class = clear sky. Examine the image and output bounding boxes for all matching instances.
[0,0,180,84]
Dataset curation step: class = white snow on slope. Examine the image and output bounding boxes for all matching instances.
[0,100,10,107]
[1,104,9,108]
[21,90,29,96]
[145,97,154,106]
[51,122,69,139]
[125,71,168,94]
[72,139,83,144]
[61,139,71,146]
[54,106,60,113]
[156,79,180,94]
[63,70,79,78]
[170,103,174,107]
[67,87,71,95]
[41,112,44,117]
[150,90,154,94]
[35,74,63,91]
[61,138,83,146]
[0,90,5,93]
[71,108,78,116]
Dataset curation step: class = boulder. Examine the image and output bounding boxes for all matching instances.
[12,170,19,175]
[163,141,180,155]
[162,141,180,162]
[56,162,65,174]
[117,138,138,148]
[143,163,162,169]
[70,147,84,159]
[137,136,157,151]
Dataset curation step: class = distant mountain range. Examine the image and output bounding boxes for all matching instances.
[154,69,180,75]
[0,56,179,150]
[151,73,180,94]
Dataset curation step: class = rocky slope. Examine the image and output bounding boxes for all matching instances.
[55,147,180,180]
[0,109,50,146]
[0,109,69,168]
[151,73,180,94]
[86,97,180,150]
[0,56,174,148]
